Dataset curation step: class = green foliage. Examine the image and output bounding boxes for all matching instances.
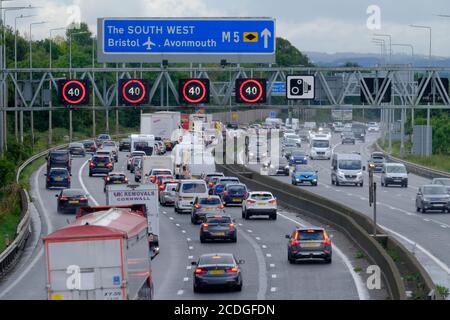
[276,38,313,67]
[435,285,449,299]
[0,160,16,189]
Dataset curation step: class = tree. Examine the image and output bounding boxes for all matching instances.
[276,38,313,67]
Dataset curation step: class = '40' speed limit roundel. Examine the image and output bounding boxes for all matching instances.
[119,79,150,105]
[58,79,90,105]
[179,79,210,105]
[235,78,267,104]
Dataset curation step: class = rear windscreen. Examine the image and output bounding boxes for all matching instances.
[199,198,221,205]
[50,153,69,161]
[182,183,206,193]
[199,255,234,265]
[93,157,110,163]
[227,185,246,192]
[220,178,239,185]
[153,170,171,176]
[298,230,324,241]
[206,216,232,224]
[50,169,69,176]
[251,194,273,200]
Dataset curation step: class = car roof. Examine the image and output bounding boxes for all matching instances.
[384,162,405,167]
[108,172,126,175]
[200,253,233,258]
[295,227,325,232]
[249,191,273,195]
[225,183,246,188]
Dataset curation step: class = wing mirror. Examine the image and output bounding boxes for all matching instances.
[238,260,245,265]
[191,261,197,266]
[285,235,291,239]
[363,166,366,171]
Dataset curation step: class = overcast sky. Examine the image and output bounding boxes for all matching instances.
[7,0,450,57]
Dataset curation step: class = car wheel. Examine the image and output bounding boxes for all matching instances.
[288,253,294,264]
[193,283,201,293]
[231,236,237,243]
[235,282,242,292]
[336,180,340,186]
[381,181,384,187]
[200,236,206,243]
[89,172,92,177]
[313,182,318,186]
[416,207,420,212]
[421,207,427,213]
[271,213,277,220]
[325,257,332,264]
[244,212,250,220]
[404,183,408,188]
[360,182,363,187]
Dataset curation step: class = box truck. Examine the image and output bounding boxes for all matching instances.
[43,206,153,300]
[140,112,181,141]
[106,184,160,255]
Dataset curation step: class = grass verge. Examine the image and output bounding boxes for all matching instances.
[0,185,22,252]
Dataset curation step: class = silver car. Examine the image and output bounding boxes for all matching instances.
[159,181,179,206]
[416,185,450,213]
[381,163,408,188]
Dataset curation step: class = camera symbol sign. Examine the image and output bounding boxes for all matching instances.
[287,75,315,100]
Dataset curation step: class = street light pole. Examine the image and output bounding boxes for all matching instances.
[29,21,46,148]
[374,33,392,61]
[409,25,432,60]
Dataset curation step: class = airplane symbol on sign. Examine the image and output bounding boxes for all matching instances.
[143,37,156,50]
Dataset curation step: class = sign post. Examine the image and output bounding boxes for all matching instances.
[98,18,276,64]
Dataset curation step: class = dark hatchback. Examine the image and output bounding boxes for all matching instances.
[47,150,71,173]
[191,196,225,224]
[89,155,114,176]
[286,228,332,264]
[192,253,244,293]
[104,172,128,192]
[221,183,248,206]
[200,214,237,243]
[82,140,97,153]
[212,177,240,196]
[119,138,131,152]
[68,142,86,157]
[45,168,71,189]
[56,189,89,214]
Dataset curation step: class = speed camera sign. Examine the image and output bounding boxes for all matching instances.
[287,75,315,100]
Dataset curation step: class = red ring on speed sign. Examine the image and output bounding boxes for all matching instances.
[62,80,86,104]
[239,79,263,103]
[182,79,207,104]
[122,79,147,104]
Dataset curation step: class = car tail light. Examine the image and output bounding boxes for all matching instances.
[106,177,110,181]
[290,240,299,247]
[244,192,248,198]
[124,177,128,182]
[223,191,229,196]
[59,197,68,201]
[218,204,225,209]
[195,267,207,275]
[226,267,238,273]
[47,177,51,182]
[194,204,202,209]
[107,163,113,167]
[202,223,208,230]
[208,182,214,187]
[150,176,155,183]
[159,185,165,191]
[323,239,332,246]
[247,199,256,204]
[68,176,71,182]
[89,162,95,167]
[269,199,277,205]
[79,197,88,201]
[229,223,235,231]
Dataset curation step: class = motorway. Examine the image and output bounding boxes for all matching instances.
[0,144,389,300]
[247,131,450,293]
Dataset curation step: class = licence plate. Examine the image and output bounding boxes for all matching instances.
[257,202,267,206]
[68,200,79,204]
[54,177,63,181]
[434,204,444,207]
[210,270,225,275]
[232,198,241,202]
[206,208,215,211]
[98,164,105,167]
[113,181,122,184]
[212,232,225,236]
[302,242,321,248]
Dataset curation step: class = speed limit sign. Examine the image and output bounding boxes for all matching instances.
[58,79,90,106]
[179,79,210,105]
[235,78,267,104]
[118,79,150,105]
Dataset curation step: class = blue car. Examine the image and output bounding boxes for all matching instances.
[212,177,240,196]
[289,151,308,166]
[221,183,248,206]
[291,165,318,186]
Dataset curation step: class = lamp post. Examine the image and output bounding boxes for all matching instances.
[69,31,88,75]
[29,20,47,148]
[374,33,392,61]
[14,14,35,143]
[409,25,432,60]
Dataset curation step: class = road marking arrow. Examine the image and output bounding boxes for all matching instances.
[261,28,272,49]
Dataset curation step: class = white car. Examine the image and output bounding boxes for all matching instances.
[175,180,208,213]
[367,122,380,132]
[242,191,277,220]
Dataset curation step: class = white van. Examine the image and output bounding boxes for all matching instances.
[331,153,365,187]
[310,137,331,160]
[174,180,208,213]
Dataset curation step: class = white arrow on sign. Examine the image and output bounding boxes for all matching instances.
[261,28,272,49]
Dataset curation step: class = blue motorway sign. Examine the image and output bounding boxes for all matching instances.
[270,81,286,95]
[269,111,278,118]
[97,18,276,63]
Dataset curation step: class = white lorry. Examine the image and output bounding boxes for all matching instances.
[140,112,181,141]
[141,155,174,182]
[130,134,155,154]
[106,184,160,255]
[43,206,153,300]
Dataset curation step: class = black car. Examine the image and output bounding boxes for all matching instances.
[192,253,244,293]
[45,168,71,189]
[68,142,86,157]
[341,132,356,145]
[286,227,332,264]
[82,140,97,153]
[56,189,89,214]
[104,172,128,192]
[46,150,71,173]
[200,214,237,243]
[221,183,248,206]
[89,155,114,176]
[191,196,225,224]
[119,138,131,152]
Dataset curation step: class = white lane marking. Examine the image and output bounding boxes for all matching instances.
[188,256,194,259]
[441,225,448,229]
[424,219,431,222]
[175,224,180,227]
[177,290,184,295]
[183,277,189,282]
[270,287,277,292]
[271,274,277,279]
[169,217,174,221]
[277,212,369,300]
[380,224,450,275]
[186,266,192,270]
[269,264,275,268]
[182,230,186,234]
[189,246,194,250]
[266,253,272,258]
[346,193,353,196]
[238,223,243,226]
[0,164,53,299]
[262,245,267,249]
[247,229,253,233]
[79,160,99,206]
[237,229,268,300]
[186,238,191,242]
[255,237,261,241]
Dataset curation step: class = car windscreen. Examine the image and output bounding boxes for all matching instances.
[50,169,69,176]
[69,143,83,148]
[423,186,447,195]
[199,255,234,266]
[93,157,111,163]
[131,152,145,157]
[109,174,125,179]
[312,140,330,148]
[296,166,314,172]
[338,160,362,170]
[98,135,110,140]
[250,193,273,200]
[297,230,324,241]
[50,153,69,161]
[102,142,115,147]
[292,152,305,157]
[435,179,450,186]
[206,216,232,224]
[199,198,221,205]
[83,141,94,146]
[386,166,407,173]
[181,183,206,193]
